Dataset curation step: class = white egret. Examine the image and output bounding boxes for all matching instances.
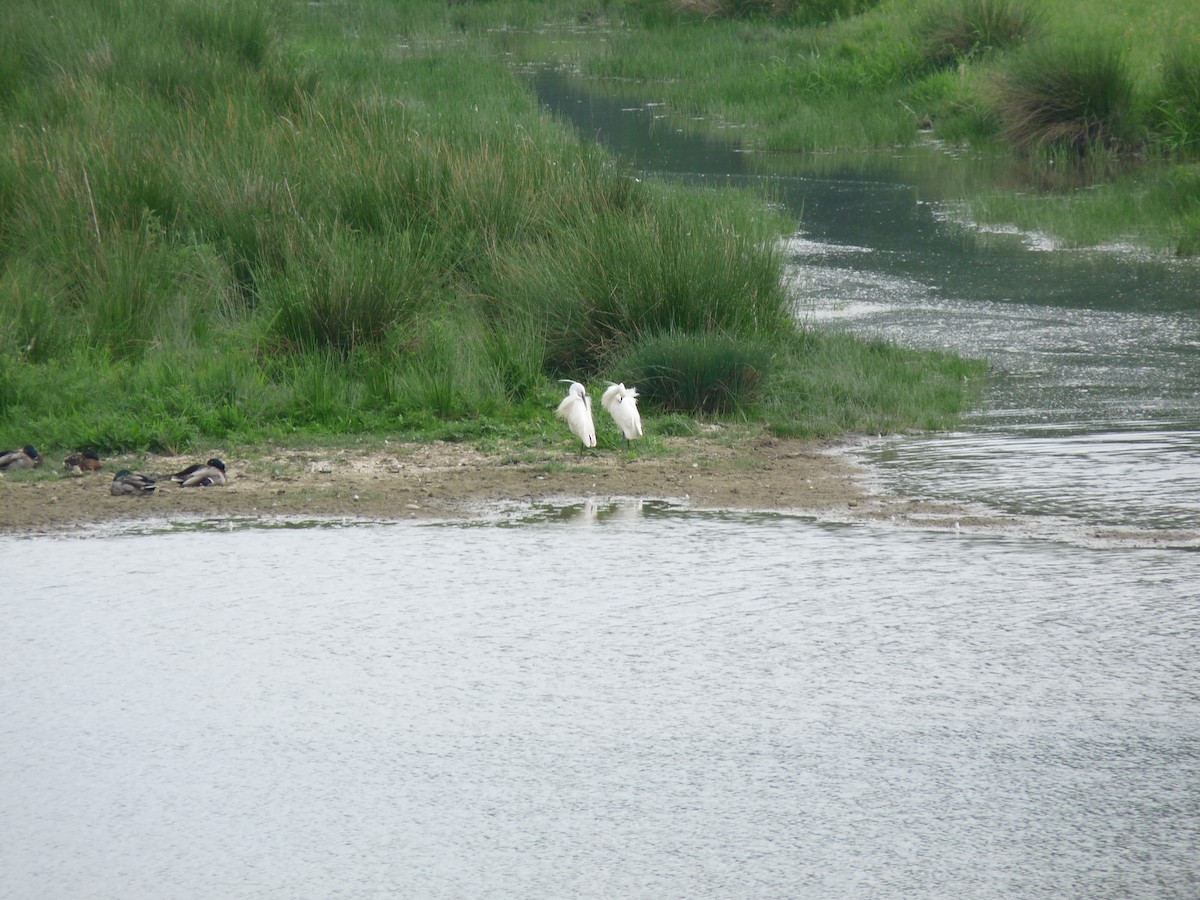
[600,382,643,442]
[555,381,596,449]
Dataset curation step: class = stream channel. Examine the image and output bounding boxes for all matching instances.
[1,71,1198,899]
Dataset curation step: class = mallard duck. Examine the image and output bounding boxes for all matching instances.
[111,470,157,495]
[0,445,42,470]
[64,450,103,473]
[169,458,227,487]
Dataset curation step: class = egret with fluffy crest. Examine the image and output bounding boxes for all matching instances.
[556,381,596,449]
[601,382,643,443]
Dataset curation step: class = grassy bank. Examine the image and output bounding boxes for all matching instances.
[515,0,1200,255]
[0,0,982,459]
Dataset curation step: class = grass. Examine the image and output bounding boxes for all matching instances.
[638,0,878,26]
[571,15,925,153]
[916,0,1041,70]
[0,0,984,459]
[990,40,1137,155]
[967,160,1200,253]
[1152,42,1200,156]
[595,0,1199,153]
[612,331,774,415]
[763,331,985,436]
[513,0,1200,254]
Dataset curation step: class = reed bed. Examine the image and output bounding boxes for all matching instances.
[552,0,1200,253]
[0,0,984,454]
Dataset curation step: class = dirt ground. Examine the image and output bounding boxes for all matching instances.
[0,434,975,534]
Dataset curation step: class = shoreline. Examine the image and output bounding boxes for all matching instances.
[0,435,948,534]
[5,436,1191,548]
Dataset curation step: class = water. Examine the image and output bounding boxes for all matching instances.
[534,70,1200,546]
[4,509,1199,898]
[4,73,1200,899]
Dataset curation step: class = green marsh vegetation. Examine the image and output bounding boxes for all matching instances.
[0,0,983,459]
[560,0,1200,255]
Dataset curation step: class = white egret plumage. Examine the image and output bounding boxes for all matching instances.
[600,382,643,442]
[556,381,596,449]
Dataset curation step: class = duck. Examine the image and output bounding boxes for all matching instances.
[64,450,103,473]
[555,381,596,449]
[169,458,227,487]
[0,445,43,470]
[600,382,644,443]
[111,470,157,495]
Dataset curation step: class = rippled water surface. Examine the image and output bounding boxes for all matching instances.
[4,507,1199,898]
[535,70,1200,546]
[4,74,1199,900]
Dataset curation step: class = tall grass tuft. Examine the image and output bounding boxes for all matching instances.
[1152,43,1200,155]
[991,41,1137,156]
[0,262,74,363]
[918,0,1040,70]
[613,330,772,415]
[390,309,509,419]
[655,0,879,26]
[283,353,365,430]
[79,219,183,360]
[175,0,277,68]
[494,193,792,375]
[263,227,444,355]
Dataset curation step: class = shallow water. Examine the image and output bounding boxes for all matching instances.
[4,507,1199,898]
[785,201,1200,543]
[3,73,1199,900]
[535,71,1200,547]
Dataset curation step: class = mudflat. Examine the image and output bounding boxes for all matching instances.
[0,434,969,533]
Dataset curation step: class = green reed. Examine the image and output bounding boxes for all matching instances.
[1153,43,1200,156]
[511,0,1200,252]
[991,41,1137,155]
[763,331,987,437]
[917,0,1041,70]
[612,330,773,415]
[0,0,985,455]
